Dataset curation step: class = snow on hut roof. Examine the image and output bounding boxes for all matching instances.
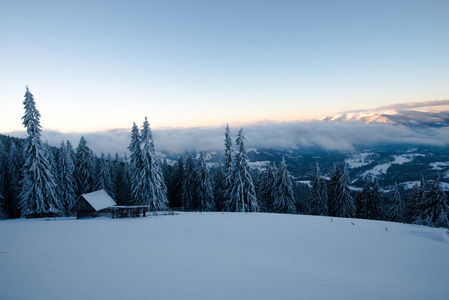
[81,190,116,211]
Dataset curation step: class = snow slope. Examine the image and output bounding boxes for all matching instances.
[1,213,449,300]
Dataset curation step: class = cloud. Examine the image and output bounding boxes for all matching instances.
[341,99,449,114]
[4,120,449,156]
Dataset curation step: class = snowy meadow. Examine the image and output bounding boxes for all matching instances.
[1,212,449,300]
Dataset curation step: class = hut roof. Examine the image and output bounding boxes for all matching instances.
[80,190,116,211]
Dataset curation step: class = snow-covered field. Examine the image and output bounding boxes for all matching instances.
[1,213,449,300]
[345,152,374,169]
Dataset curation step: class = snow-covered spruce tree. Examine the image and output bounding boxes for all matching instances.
[138,117,168,211]
[7,141,23,218]
[327,162,341,217]
[415,174,449,227]
[317,177,329,215]
[251,167,264,210]
[171,156,184,208]
[115,154,131,205]
[196,152,215,212]
[388,182,404,222]
[356,177,371,219]
[45,141,58,180]
[106,154,115,197]
[66,140,76,167]
[161,158,176,207]
[75,136,94,196]
[109,153,121,201]
[56,141,76,214]
[366,177,383,220]
[261,162,277,212]
[333,163,356,218]
[213,161,226,211]
[128,122,142,204]
[406,176,426,223]
[225,128,259,212]
[181,155,198,210]
[19,87,61,216]
[223,124,234,203]
[308,162,328,216]
[406,183,421,223]
[94,153,113,196]
[327,162,340,216]
[273,157,296,214]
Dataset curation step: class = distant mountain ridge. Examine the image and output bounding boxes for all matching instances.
[323,109,449,128]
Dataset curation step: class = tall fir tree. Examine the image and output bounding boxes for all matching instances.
[407,176,426,223]
[366,177,383,220]
[56,141,76,215]
[75,136,94,196]
[333,163,356,218]
[19,87,61,216]
[308,162,328,216]
[171,156,185,208]
[251,167,264,211]
[223,124,234,203]
[273,157,296,214]
[109,153,121,201]
[181,155,197,210]
[406,183,421,223]
[196,152,215,212]
[128,122,142,204]
[45,141,58,181]
[138,117,169,211]
[6,141,23,218]
[213,161,226,211]
[116,154,132,205]
[261,162,277,212]
[66,140,76,169]
[388,182,404,222]
[415,174,449,227]
[328,162,340,216]
[357,177,371,219]
[226,128,259,212]
[94,153,113,196]
[161,159,176,207]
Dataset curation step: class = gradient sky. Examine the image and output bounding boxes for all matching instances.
[1,0,448,133]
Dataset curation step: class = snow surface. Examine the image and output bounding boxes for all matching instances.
[247,160,271,170]
[363,162,391,176]
[296,180,312,187]
[361,154,424,177]
[1,213,449,300]
[401,181,449,191]
[345,152,373,169]
[80,189,116,211]
[430,162,449,170]
[391,153,424,165]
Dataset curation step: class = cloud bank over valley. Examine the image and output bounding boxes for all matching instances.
[5,120,449,157]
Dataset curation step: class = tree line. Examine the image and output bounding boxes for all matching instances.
[307,163,449,227]
[0,87,448,228]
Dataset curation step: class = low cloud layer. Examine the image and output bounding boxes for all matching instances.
[5,120,449,156]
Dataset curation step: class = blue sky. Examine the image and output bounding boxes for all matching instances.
[1,0,448,132]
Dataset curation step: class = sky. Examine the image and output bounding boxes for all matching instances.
[1,0,448,133]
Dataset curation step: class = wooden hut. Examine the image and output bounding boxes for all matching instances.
[71,190,116,219]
